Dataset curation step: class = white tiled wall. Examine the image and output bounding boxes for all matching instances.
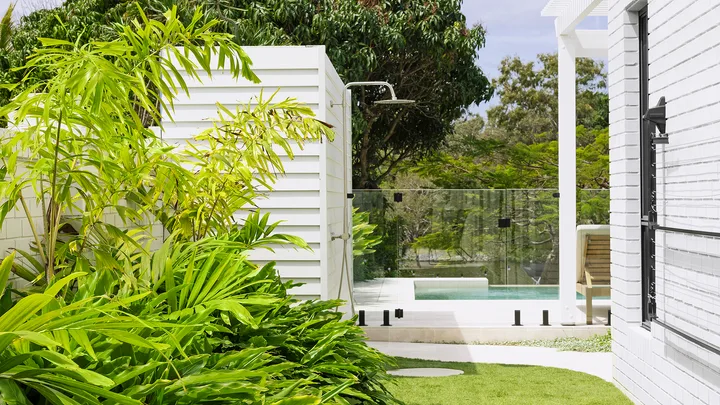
[609,0,720,404]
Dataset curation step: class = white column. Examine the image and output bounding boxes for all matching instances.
[558,35,577,325]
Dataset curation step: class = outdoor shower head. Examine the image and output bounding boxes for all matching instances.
[335,80,417,315]
[374,97,416,105]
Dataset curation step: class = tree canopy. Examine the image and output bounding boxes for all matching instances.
[0,0,493,188]
[406,53,609,191]
[486,53,608,144]
[411,119,609,190]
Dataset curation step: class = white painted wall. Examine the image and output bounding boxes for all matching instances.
[609,1,720,404]
[160,46,349,302]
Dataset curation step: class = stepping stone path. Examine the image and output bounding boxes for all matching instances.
[388,368,464,377]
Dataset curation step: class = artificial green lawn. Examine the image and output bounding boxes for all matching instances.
[389,358,632,405]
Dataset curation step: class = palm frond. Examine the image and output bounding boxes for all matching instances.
[0,3,14,51]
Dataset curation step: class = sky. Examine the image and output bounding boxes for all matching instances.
[461,0,557,115]
[1,0,59,17]
[461,0,607,116]
[2,0,605,116]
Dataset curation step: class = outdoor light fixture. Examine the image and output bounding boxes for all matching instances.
[644,96,668,144]
[331,81,416,316]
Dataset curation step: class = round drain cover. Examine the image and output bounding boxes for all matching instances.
[388,368,464,377]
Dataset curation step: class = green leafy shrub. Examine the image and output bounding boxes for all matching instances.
[351,193,402,282]
[0,6,400,405]
[0,227,400,403]
[352,208,382,257]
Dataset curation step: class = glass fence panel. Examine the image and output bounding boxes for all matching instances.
[352,190,397,282]
[351,188,609,327]
[396,189,506,281]
[505,190,559,286]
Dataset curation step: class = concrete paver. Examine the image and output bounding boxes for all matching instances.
[388,368,465,377]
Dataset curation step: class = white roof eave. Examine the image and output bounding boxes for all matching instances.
[541,0,609,17]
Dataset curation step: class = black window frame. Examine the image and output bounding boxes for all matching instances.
[639,6,657,328]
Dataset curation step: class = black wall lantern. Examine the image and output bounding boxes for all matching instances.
[644,96,668,144]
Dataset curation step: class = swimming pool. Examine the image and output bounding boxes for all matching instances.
[414,285,608,300]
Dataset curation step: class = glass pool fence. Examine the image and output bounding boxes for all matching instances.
[352,189,609,300]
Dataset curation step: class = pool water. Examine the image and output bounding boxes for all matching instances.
[415,286,608,300]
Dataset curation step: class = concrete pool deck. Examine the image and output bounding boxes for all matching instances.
[354,278,611,342]
[369,341,613,381]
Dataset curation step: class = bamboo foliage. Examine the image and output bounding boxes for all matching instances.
[0,5,257,282]
[148,94,334,242]
[0,3,13,52]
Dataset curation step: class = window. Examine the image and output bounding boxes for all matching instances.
[639,7,656,326]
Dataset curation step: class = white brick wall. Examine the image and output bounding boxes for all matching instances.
[610,0,720,404]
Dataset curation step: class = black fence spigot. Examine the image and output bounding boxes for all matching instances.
[381,310,392,326]
[358,310,367,326]
[513,310,522,326]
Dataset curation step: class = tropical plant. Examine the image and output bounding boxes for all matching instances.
[0,254,172,404]
[352,208,381,257]
[0,4,336,284]
[1,228,399,404]
[0,6,400,405]
[0,3,13,52]
[1,5,252,283]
